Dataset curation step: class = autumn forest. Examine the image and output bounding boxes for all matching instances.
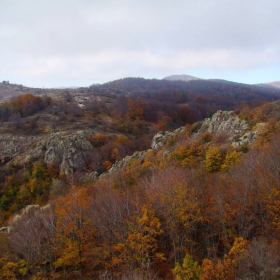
[0,78,280,279]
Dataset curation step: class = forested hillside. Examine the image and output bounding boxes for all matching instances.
[0,79,280,279]
[90,77,280,121]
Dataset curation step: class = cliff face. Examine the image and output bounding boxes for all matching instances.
[0,131,94,175]
[0,134,44,165]
[44,132,93,175]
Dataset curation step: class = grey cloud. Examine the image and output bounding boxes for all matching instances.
[1,0,280,86]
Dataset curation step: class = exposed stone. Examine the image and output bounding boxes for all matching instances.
[1,204,52,234]
[232,122,266,147]
[196,111,269,147]
[0,129,98,175]
[0,226,11,233]
[151,131,175,150]
[0,134,44,165]
[11,204,40,223]
[175,127,185,134]
[163,150,171,158]
[12,214,21,223]
[44,132,93,175]
[22,204,40,215]
[85,171,99,181]
[198,110,249,138]
[41,204,50,211]
[106,128,186,175]
[107,150,148,174]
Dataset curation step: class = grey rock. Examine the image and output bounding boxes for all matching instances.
[12,204,40,223]
[197,111,267,147]
[151,131,175,150]
[44,132,93,175]
[5,204,52,233]
[106,128,184,175]
[0,226,11,233]
[232,123,266,147]
[174,127,185,134]
[85,171,99,181]
[0,130,100,176]
[107,150,148,174]
[0,134,44,165]
[22,204,40,215]
[163,150,171,158]
[198,110,249,138]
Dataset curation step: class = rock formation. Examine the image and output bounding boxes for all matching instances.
[198,110,249,136]
[107,150,148,174]
[107,129,183,175]
[150,131,176,150]
[0,134,43,165]
[44,132,93,175]
[197,110,265,147]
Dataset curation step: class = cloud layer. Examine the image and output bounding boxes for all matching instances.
[1,0,280,87]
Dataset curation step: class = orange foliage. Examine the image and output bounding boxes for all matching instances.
[201,238,247,280]
[47,162,60,178]
[6,93,47,117]
[103,160,112,171]
[86,133,109,147]
[126,98,145,121]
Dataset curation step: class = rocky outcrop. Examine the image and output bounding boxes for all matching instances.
[107,128,184,175]
[107,150,148,174]
[44,132,93,175]
[0,204,52,234]
[0,226,11,233]
[0,131,96,176]
[198,110,249,137]
[197,110,267,147]
[85,171,99,181]
[151,131,176,150]
[232,122,266,147]
[12,204,41,223]
[0,134,44,165]
[0,130,96,175]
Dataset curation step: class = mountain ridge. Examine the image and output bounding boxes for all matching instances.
[163,74,201,82]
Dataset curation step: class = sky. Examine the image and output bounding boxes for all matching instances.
[1,0,280,88]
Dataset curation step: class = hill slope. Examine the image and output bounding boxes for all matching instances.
[1,100,280,279]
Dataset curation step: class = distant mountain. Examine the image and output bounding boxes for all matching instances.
[53,86,81,89]
[163,74,201,82]
[97,77,280,99]
[207,79,238,84]
[0,82,48,102]
[255,81,280,89]
[271,81,280,87]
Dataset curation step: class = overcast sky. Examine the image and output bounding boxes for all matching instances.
[1,0,280,88]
